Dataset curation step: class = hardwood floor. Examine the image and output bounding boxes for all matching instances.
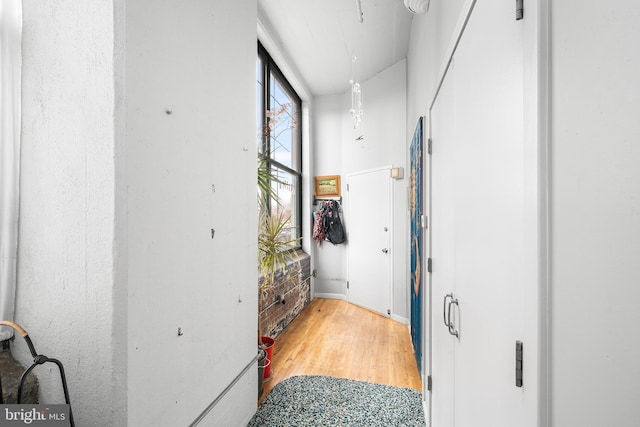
[259,298,422,401]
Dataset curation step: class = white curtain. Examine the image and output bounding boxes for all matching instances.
[0,0,22,341]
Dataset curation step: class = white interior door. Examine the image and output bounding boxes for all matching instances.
[453,2,525,425]
[429,1,526,426]
[346,168,392,317]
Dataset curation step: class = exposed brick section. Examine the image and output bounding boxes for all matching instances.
[259,252,311,339]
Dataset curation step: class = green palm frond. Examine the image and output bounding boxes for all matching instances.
[258,211,301,288]
[257,156,274,212]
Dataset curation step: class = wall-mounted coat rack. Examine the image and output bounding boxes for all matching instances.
[314,196,342,205]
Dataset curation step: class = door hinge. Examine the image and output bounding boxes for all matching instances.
[347,183,350,191]
[421,215,428,229]
[516,0,524,20]
[346,281,350,290]
[427,375,432,391]
[427,258,432,273]
[427,138,432,155]
[516,340,523,387]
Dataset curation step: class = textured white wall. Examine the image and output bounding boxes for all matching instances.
[312,60,408,319]
[124,0,257,425]
[15,1,258,425]
[550,2,640,426]
[16,1,120,425]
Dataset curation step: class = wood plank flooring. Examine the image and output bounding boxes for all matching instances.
[260,298,422,401]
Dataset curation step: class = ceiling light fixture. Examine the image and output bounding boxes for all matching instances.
[404,0,430,14]
[349,55,363,131]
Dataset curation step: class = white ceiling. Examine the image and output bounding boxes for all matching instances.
[258,0,414,96]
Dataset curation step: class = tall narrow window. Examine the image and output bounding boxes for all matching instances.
[257,42,302,247]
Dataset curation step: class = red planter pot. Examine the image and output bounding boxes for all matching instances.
[260,336,275,379]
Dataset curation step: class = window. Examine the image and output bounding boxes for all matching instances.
[257,42,302,247]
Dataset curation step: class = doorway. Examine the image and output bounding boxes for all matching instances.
[346,167,393,317]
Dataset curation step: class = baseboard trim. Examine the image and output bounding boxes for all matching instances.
[189,353,258,426]
[391,314,409,325]
[423,399,429,426]
[313,293,347,301]
[313,296,409,325]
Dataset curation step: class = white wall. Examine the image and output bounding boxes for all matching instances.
[312,94,346,297]
[549,2,640,426]
[16,1,121,424]
[312,59,409,319]
[124,1,257,425]
[16,1,258,426]
[406,0,466,125]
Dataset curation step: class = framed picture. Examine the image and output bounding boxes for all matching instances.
[314,175,341,198]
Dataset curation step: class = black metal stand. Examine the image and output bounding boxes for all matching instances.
[0,321,74,427]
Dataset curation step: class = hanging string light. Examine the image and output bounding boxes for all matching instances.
[351,0,364,140]
[404,0,430,14]
[349,55,363,131]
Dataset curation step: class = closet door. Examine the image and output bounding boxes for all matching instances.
[452,1,525,425]
[429,1,526,426]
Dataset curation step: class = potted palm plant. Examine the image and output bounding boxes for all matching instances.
[257,156,300,389]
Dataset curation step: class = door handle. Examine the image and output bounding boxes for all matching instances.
[443,293,453,328]
[381,248,389,254]
[448,298,459,338]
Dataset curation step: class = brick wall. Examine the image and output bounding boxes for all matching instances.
[259,252,311,339]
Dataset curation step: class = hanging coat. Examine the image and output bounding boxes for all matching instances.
[313,209,326,243]
[325,201,346,245]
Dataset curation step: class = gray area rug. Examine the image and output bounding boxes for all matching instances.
[248,375,426,426]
